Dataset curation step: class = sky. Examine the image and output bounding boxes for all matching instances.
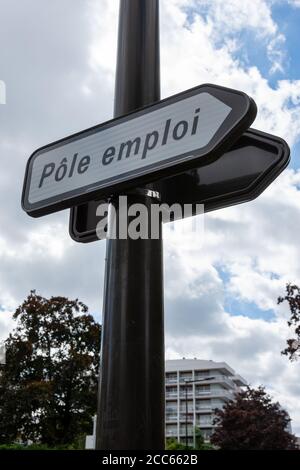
[1,0,300,434]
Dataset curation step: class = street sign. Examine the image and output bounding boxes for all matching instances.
[69,128,290,242]
[159,128,290,214]
[22,83,256,217]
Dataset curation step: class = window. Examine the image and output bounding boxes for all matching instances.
[166,425,178,436]
[180,401,193,413]
[179,437,193,446]
[198,414,211,425]
[180,425,193,435]
[166,413,177,421]
[196,399,211,410]
[195,370,210,380]
[195,384,210,395]
[166,372,177,383]
[179,385,192,398]
[166,386,177,397]
[179,371,193,382]
[202,429,213,440]
[166,401,177,414]
[166,407,177,413]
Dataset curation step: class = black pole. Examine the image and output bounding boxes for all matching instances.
[96,0,164,450]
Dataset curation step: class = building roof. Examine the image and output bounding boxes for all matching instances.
[165,358,247,385]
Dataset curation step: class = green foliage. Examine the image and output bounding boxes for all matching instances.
[165,438,188,450]
[0,443,84,450]
[211,386,297,450]
[0,291,101,447]
[0,443,58,450]
[165,430,214,451]
[194,427,214,450]
[278,283,300,361]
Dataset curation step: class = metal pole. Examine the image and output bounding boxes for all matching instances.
[96,0,164,450]
[183,377,214,449]
[193,383,196,449]
[185,383,188,449]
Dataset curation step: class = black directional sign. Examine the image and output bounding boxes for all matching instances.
[159,128,290,214]
[69,128,290,243]
[22,84,256,217]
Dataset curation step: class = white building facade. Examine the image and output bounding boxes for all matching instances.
[165,358,247,446]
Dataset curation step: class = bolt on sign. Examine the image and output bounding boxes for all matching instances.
[22,84,256,217]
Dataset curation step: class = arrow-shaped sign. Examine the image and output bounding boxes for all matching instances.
[69,128,289,242]
[22,84,256,217]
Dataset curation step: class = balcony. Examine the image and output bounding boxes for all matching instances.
[213,389,234,400]
[196,420,213,427]
[166,407,177,413]
[166,392,178,399]
[193,375,237,389]
[165,377,178,384]
[195,404,212,412]
[179,392,193,399]
[166,429,178,437]
[194,390,210,397]
[179,413,193,422]
[179,376,193,383]
[233,374,247,386]
[166,414,177,422]
[210,375,235,388]
[179,429,194,436]
[166,379,177,385]
[195,389,234,400]
[194,372,211,381]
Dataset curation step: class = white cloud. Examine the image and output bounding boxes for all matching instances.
[287,0,300,7]
[161,0,288,77]
[161,0,300,147]
[193,0,277,37]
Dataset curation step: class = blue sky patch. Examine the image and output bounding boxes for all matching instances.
[215,264,276,321]
[272,2,300,81]
[225,297,276,321]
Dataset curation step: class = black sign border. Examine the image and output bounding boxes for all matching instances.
[22,83,256,217]
[69,128,290,243]
[200,129,290,212]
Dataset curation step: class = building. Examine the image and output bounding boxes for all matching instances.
[85,357,247,448]
[165,358,247,446]
[85,415,97,449]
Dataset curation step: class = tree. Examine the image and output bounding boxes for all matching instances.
[0,291,101,446]
[211,386,297,450]
[165,428,214,450]
[278,283,300,361]
[165,438,187,450]
[194,427,214,450]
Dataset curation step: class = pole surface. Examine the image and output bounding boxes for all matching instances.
[96,0,164,450]
[185,384,188,448]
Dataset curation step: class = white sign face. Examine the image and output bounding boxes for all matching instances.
[29,93,230,205]
[22,84,256,217]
